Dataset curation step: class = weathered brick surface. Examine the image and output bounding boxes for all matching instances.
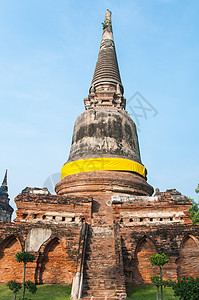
[0,178,199,299]
[119,224,199,285]
[56,172,128,297]
[110,190,198,285]
[0,222,81,284]
[83,226,120,297]
[177,235,199,278]
[14,193,92,224]
[56,173,199,296]
[55,171,153,197]
[0,235,23,283]
[38,237,74,284]
[81,192,126,297]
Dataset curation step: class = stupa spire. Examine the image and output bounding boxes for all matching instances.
[84,10,126,110]
[2,169,7,186]
[100,9,113,44]
[0,170,9,198]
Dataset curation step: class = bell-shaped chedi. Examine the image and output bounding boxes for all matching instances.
[55,10,153,196]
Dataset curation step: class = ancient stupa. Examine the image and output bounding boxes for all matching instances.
[0,9,198,300]
[56,9,153,198]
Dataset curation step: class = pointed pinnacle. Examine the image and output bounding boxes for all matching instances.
[90,10,123,92]
[101,10,113,46]
[102,9,112,33]
[2,169,8,186]
[105,9,111,22]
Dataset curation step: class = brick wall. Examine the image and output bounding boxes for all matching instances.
[0,178,199,298]
[0,223,81,284]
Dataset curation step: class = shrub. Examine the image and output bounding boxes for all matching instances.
[7,280,22,300]
[166,277,199,300]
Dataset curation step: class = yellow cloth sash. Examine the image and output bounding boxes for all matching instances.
[61,157,145,179]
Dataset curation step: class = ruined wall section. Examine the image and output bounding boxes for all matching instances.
[14,191,92,225]
[119,223,199,285]
[111,190,199,286]
[0,222,82,284]
[112,189,192,226]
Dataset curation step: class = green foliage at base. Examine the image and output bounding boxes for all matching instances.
[7,280,22,293]
[25,281,37,294]
[151,275,163,287]
[126,285,178,299]
[166,277,199,300]
[0,284,180,300]
[0,285,71,300]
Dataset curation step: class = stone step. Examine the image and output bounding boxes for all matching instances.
[84,264,117,270]
[83,278,117,284]
[85,255,116,260]
[83,289,117,296]
[83,284,116,291]
[85,254,115,258]
[82,297,119,300]
[84,272,125,278]
[83,279,116,284]
[81,225,126,299]
[84,274,116,279]
[85,259,116,263]
[83,293,126,299]
[82,292,127,299]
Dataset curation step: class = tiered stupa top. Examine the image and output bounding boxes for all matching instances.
[84,10,125,110]
[91,10,122,90]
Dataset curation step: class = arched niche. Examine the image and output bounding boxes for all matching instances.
[177,235,199,278]
[39,237,74,284]
[0,235,23,283]
[132,237,158,285]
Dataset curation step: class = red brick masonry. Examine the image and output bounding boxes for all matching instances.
[0,176,198,298]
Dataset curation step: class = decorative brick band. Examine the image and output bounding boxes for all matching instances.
[61,158,146,179]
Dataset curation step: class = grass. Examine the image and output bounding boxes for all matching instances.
[0,284,178,299]
[127,285,178,300]
[0,285,71,300]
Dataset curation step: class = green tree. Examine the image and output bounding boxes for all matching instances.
[150,253,170,300]
[15,252,35,300]
[189,199,199,224]
[25,280,37,294]
[195,184,199,194]
[7,280,22,300]
[166,277,199,300]
[189,185,199,225]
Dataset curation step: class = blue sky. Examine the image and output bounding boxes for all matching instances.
[0,0,198,215]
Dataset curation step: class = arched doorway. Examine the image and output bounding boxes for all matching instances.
[133,238,157,285]
[0,235,23,283]
[39,238,74,284]
[177,235,199,278]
